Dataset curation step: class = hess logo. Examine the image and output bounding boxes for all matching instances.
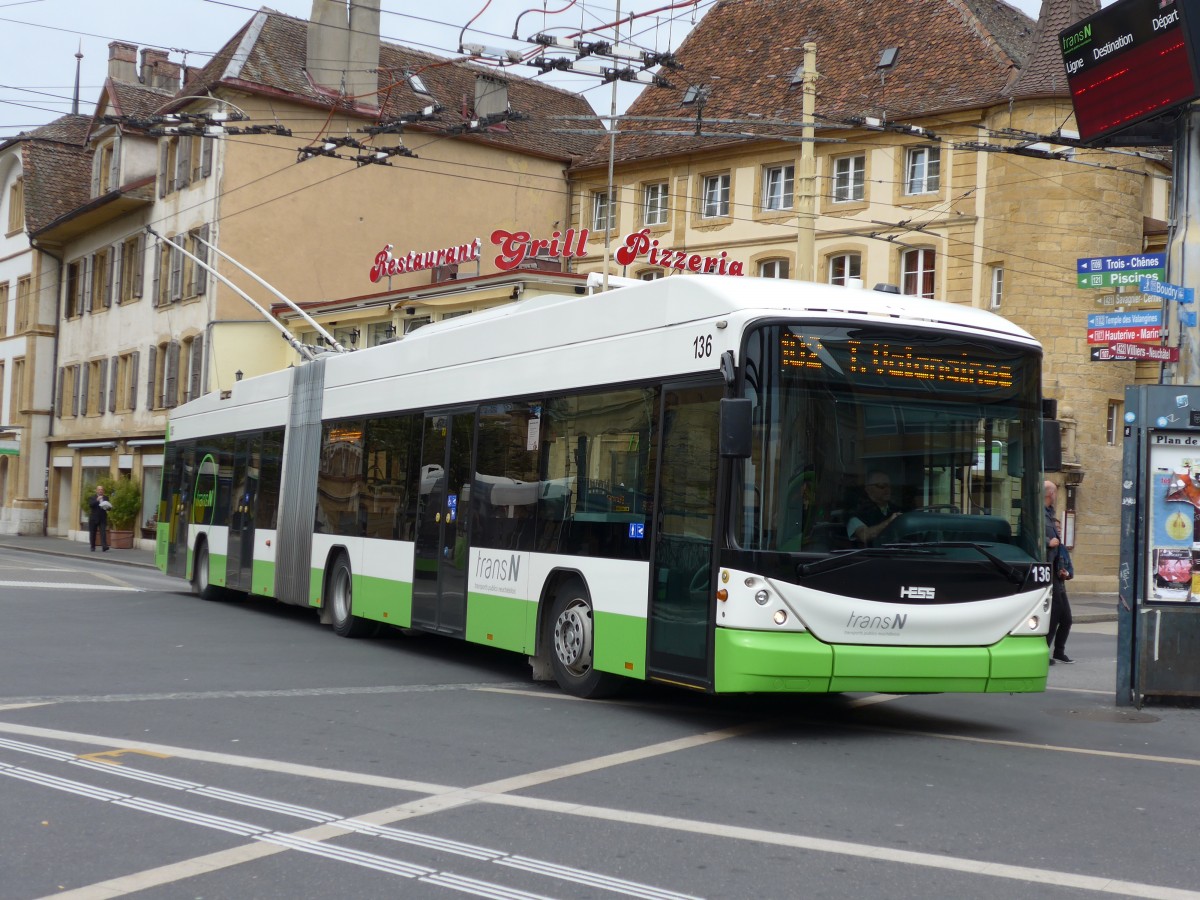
[900,586,935,600]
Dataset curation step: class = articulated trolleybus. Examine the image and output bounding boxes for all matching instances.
[157,275,1052,698]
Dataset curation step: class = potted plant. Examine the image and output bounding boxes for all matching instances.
[81,476,142,549]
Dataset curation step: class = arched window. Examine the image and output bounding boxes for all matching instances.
[758,259,789,279]
[828,252,861,285]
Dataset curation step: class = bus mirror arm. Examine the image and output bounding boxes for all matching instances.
[719,398,753,458]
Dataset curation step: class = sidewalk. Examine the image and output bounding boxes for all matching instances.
[0,534,158,570]
[0,533,1121,622]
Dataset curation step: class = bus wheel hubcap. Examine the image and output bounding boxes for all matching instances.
[333,569,350,621]
[554,599,592,674]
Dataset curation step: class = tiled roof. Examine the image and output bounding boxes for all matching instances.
[575,0,1037,167]
[179,8,601,161]
[15,115,92,233]
[106,79,176,119]
[1009,0,1099,99]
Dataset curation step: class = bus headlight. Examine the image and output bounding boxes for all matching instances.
[1042,596,1051,612]
[773,609,788,626]
[754,589,771,606]
[1027,616,1040,630]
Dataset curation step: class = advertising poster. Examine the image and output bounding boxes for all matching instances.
[1147,435,1200,602]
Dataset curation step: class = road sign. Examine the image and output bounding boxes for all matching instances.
[1088,311,1162,330]
[1093,292,1162,308]
[1139,276,1195,304]
[1092,344,1179,362]
[1077,253,1166,288]
[1087,326,1162,344]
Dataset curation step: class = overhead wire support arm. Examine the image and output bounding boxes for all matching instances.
[143,227,322,362]
[189,231,347,353]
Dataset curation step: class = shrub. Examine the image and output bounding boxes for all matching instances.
[81,476,142,530]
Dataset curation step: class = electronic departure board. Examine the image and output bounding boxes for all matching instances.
[1059,0,1200,146]
[780,335,1015,389]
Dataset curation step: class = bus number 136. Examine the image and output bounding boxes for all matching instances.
[693,334,713,358]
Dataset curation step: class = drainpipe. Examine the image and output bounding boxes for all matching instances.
[29,236,64,537]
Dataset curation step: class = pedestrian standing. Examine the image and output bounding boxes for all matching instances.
[88,485,111,552]
[1044,481,1073,664]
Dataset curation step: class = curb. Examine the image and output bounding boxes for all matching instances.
[0,542,158,571]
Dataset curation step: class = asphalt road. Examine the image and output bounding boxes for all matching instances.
[1,545,1197,900]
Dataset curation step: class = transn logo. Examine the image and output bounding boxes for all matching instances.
[900,586,935,600]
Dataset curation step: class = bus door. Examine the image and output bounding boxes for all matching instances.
[225,434,260,592]
[412,410,477,636]
[647,382,723,687]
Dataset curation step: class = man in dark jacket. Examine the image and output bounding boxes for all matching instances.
[88,485,111,552]
[1044,481,1072,663]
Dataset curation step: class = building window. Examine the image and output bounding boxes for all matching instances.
[758,259,789,279]
[904,146,940,194]
[404,316,431,334]
[591,189,615,232]
[10,358,24,421]
[6,177,23,234]
[639,270,663,281]
[93,138,119,196]
[65,260,84,318]
[828,252,861,286]
[119,234,145,304]
[14,275,31,331]
[702,173,730,218]
[90,247,112,312]
[989,266,1004,309]
[406,70,429,94]
[643,182,668,226]
[0,281,8,337]
[761,164,794,211]
[832,154,865,202]
[159,135,212,197]
[902,248,936,298]
[1107,400,1123,445]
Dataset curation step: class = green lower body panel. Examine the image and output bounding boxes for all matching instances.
[466,592,532,654]
[594,611,647,681]
[209,551,228,588]
[309,567,322,607]
[714,629,1048,694]
[251,560,277,598]
[353,574,412,627]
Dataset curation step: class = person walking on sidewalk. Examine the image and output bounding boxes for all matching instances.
[1044,481,1073,664]
[88,485,111,552]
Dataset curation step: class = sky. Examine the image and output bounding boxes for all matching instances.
[0,0,1099,139]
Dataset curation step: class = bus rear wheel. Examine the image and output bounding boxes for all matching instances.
[328,554,374,638]
[547,581,621,698]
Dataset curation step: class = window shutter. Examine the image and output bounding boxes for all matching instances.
[165,341,180,408]
[175,138,191,190]
[97,358,108,415]
[189,334,204,401]
[169,239,183,302]
[194,225,209,295]
[90,153,101,197]
[145,345,156,410]
[108,355,119,413]
[112,242,123,305]
[133,233,145,298]
[104,249,114,309]
[200,136,213,178]
[129,350,139,411]
[77,364,87,416]
[83,255,93,313]
[108,137,120,189]
[152,241,162,306]
[56,367,64,416]
[158,140,169,197]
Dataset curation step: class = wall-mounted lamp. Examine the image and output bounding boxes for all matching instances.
[235,370,243,381]
[510,285,522,300]
[385,324,397,337]
[349,328,360,345]
[404,306,416,316]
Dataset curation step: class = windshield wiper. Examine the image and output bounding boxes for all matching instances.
[798,545,937,578]
[882,541,1024,585]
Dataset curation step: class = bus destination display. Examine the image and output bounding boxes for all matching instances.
[1059,0,1200,145]
[781,334,1015,389]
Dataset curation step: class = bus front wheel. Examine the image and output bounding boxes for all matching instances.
[191,543,220,601]
[328,554,374,638]
[547,581,621,699]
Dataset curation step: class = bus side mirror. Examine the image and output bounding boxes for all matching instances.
[719,398,752,458]
[1043,419,1062,472]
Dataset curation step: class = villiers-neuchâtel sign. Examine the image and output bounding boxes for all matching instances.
[1077,253,1165,288]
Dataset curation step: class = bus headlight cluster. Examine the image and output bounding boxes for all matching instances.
[1042,596,1051,613]
[773,610,788,626]
[1026,615,1040,630]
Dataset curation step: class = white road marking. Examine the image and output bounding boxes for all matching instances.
[0,581,141,592]
[4,717,1200,899]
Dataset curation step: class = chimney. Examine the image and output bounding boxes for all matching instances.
[108,41,138,83]
[307,0,380,109]
[140,48,180,91]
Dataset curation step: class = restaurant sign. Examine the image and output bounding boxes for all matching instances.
[370,238,483,283]
[489,227,745,276]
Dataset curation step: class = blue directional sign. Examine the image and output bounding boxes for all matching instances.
[1140,275,1194,305]
[1087,310,1163,329]
[628,522,645,540]
[1077,253,1166,288]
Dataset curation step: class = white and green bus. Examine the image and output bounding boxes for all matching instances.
[157,275,1053,697]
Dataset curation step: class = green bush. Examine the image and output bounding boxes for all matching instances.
[81,476,142,530]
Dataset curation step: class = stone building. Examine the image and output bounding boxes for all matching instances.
[567,0,1170,592]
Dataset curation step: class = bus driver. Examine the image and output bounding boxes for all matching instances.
[847,471,902,545]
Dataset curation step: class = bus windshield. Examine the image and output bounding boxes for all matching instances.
[736,322,1043,561]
